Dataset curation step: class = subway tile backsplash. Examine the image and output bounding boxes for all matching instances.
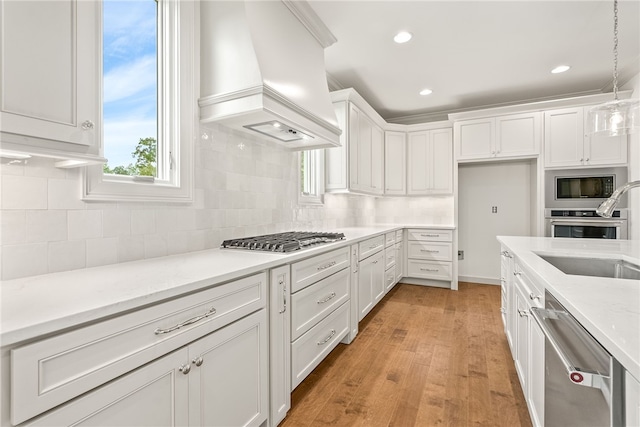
[0,123,453,280]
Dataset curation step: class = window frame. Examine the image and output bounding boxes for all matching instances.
[298,149,325,205]
[82,0,196,202]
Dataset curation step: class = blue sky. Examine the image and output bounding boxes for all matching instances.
[103,0,157,169]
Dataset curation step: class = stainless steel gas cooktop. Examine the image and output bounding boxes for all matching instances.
[221,231,345,253]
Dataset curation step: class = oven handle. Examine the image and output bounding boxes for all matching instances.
[548,219,623,227]
[530,307,610,390]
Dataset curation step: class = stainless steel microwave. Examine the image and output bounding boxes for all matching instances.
[545,167,628,209]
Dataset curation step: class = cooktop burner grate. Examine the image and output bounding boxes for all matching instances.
[221,231,345,253]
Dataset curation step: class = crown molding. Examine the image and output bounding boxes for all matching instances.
[281,0,337,48]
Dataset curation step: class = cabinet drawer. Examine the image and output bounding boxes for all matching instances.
[291,247,350,293]
[395,229,403,242]
[11,273,267,425]
[407,228,452,242]
[385,232,395,247]
[358,235,385,260]
[514,264,544,308]
[291,301,349,389]
[407,260,452,280]
[385,248,396,270]
[408,241,452,261]
[291,268,350,341]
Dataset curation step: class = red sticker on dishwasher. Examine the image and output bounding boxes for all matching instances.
[570,372,584,383]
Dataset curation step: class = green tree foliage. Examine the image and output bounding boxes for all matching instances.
[103,137,156,176]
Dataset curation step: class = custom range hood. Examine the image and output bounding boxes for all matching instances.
[199,1,342,150]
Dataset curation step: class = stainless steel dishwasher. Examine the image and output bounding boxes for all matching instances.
[530,290,624,427]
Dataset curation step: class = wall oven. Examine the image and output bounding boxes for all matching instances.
[544,167,628,239]
[545,209,628,239]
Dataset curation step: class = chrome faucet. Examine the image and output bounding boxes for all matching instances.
[596,180,640,218]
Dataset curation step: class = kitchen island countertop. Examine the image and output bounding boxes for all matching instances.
[497,236,640,381]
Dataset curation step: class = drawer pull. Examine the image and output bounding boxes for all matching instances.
[518,309,529,317]
[317,329,336,346]
[420,249,439,253]
[192,356,204,367]
[179,364,191,375]
[420,268,439,272]
[513,271,522,277]
[373,260,379,264]
[529,293,542,301]
[317,292,336,304]
[317,261,336,271]
[421,234,439,237]
[154,307,217,335]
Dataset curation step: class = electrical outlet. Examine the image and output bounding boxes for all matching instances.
[492,206,498,213]
[458,250,464,260]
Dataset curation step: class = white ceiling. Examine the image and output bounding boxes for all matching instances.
[307,0,640,123]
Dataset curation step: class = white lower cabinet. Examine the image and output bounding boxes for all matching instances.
[626,371,640,427]
[404,228,453,286]
[269,266,291,427]
[358,249,385,321]
[23,310,268,427]
[528,319,545,427]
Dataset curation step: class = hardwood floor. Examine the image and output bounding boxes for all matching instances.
[280,282,532,427]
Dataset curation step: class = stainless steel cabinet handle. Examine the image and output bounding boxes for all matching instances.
[500,307,506,313]
[317,329,336,346]
[317,292,336,304]
[420,268,438,272]
[421,234,439,238]
[513,271,521,277]
[279,279,287,314]
[179,364,191,375]
[317,261,336,271]
[154,307,216,335]
[369,244,379,249]
[420,249,439,253]
[81,120,94,130]
[501,250,512,258]
[192,356,203,367]
[518,309,529,317]
[529,292,542,301]
[373,260,378,264]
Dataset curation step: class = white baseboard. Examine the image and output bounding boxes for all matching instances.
[458,275,500,286]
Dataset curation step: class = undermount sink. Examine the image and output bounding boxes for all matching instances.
[538,254,640,280]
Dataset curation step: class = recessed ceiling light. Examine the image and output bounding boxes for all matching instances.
[419,89,433,96]
[551,65,571,74]
[393,31,412,44]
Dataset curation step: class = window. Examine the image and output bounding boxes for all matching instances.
[83,0,195,202]
[299,149,324,205]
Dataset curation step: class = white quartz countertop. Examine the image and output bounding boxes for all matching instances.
[0,224,453,346]
[497,236,640,381]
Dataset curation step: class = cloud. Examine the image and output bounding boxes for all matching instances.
[103,55,156,104]
[104,118,157,167]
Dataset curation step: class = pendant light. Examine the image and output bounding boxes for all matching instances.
[588,0,640,137]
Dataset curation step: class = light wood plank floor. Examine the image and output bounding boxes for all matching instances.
[280,282,532,427]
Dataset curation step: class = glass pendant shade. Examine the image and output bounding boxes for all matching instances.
[588,98,640,136]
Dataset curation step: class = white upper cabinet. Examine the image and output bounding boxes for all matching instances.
[407,128,453,195]
[454,112,541,162]
[326,99,384,196]
[384,131,407,195]
[0,0,104,164]
[544,106,627,168]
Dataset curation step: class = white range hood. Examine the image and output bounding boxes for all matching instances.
[199,0,342,150]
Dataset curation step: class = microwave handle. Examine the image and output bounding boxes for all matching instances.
[548,219,623,227]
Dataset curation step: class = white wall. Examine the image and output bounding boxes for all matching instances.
[622,73,640,241]
[457,161,533,284]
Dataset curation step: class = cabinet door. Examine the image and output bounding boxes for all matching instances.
[496,112,541,158]
[395,242,404,281]
[528,319,545,427]
[544,107,584,167]
[626,370,640,427]
[326,101,349,192]
[585,132,628,167]
[372,251,386,304]
[0,0,99,149]
[357,113,374,191]
[358,254,375,321]
[514,287,529,396]
[430,128,453,194]
[23,349,189,427]
[371,124,384,195]
[348,104,361,190]
[454,118,494,160]
[407,131,429,194]
[384,131,406,195]
[269,267,291,426]
[188,309,268,427]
